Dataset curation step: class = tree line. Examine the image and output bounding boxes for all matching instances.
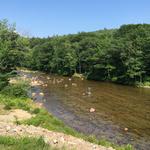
[26,23,150,85]
[0,19,150,87]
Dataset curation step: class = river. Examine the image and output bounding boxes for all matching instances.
[22,71,150,150]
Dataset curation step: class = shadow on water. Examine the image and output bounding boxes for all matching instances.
[22,71,150,150]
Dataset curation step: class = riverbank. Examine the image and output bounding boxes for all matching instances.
[19,68,150,89]
[137,82,150,89]
[0,70,133,150]
[72,73,150,89]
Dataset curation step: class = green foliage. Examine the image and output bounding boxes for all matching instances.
[0,80,31,111]
[1,80,29,98]
[0,19,150,85]
[24,24,150,85]
[0,19,148,86]
[0,93,31,111]
[0,136,55,150]
[32,107,41,114]
[0,74,9,91]
[0,19,28,93]
[0,72,16,91]
[0,19,25,73]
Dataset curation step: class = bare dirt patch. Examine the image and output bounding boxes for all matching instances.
[0,109,34,123]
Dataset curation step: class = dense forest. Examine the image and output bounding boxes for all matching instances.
[0,19,150,89]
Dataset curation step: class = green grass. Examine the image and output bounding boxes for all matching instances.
[0,78,134,150]
[0,93,32,111]
[0,136,62,150]
[21,108,82,137]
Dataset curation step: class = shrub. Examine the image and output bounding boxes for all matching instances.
[32,108,41,114]
[1,81,29,98]
[0,74,9,91]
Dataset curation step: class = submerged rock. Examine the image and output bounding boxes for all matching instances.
[90,108,95,113]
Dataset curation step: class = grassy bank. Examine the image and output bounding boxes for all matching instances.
[0,136,59,150]
[0,75,133,150]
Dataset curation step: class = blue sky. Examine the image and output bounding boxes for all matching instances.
[0,0,149,37]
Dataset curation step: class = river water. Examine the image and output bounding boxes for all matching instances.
[22,71,150,150]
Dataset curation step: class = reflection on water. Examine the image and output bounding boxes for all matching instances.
[23,71,150,150]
